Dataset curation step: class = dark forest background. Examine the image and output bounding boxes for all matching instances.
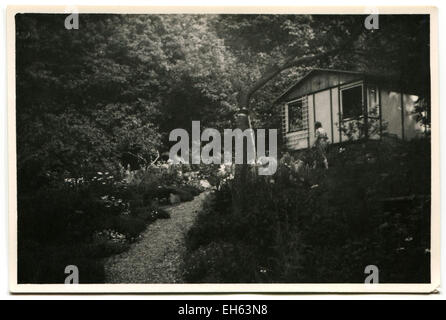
[15,14,431,284]
[16,14,430,185]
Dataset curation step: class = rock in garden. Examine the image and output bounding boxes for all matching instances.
[169,193,181,204]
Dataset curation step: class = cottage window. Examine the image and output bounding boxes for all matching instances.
[287,99,305,132]
[341,85,363,119]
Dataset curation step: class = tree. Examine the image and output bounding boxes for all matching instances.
[15,14,240,187]
[16,14,166,187]
[15,13,431,191]
[214,15,364,111]
[214,14,430,123]
[211,14,431,206]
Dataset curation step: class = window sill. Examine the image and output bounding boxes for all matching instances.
[287,128,307,134]
[342,115,364,122]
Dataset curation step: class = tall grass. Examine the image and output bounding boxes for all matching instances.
[184,138,431,283]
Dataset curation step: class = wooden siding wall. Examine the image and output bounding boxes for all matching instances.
[281,75,425,151]
[314,90,332,142]
[284,81,368,150]
[331,88,340,144]
[402,94,425,139]
[379,90,425,140]
[308,95,315,146]
[381,90,403,138]
[285,72,361,101]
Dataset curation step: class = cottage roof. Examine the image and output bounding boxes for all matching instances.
[274,68,415,104]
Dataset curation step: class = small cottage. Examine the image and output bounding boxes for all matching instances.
[275,68,427,150]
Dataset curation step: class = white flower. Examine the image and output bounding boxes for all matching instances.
[256,156,270,166]
[256,156,278,176]
[218,164,227,175]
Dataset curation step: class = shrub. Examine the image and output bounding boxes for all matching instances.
[18,241,106,284]
[184,241,260,283]
[132,205,170,221]
[111,215,146,239]
[18,168,154,283]
[184,138,431,283]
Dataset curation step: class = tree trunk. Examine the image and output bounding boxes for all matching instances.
[231,30,363,213]
[233,102,251,214]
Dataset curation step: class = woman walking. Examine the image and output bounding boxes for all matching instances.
[314,121,329,169]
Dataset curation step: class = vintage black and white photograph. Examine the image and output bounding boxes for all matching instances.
[8,6,438,292]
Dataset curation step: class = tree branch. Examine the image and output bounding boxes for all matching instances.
[239,28,363,109]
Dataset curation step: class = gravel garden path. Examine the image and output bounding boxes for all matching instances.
[104,192,208,283]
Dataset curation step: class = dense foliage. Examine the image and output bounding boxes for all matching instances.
[16,14,430,182]
[15,13,431,283]
[18,161,204,283]
[185,138,431,283]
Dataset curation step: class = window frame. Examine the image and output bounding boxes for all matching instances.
[340,83,364,121]
[286,97,306,133]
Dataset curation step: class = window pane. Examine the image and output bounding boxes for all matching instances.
[342,86,363,119]
[288,100,304,131]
